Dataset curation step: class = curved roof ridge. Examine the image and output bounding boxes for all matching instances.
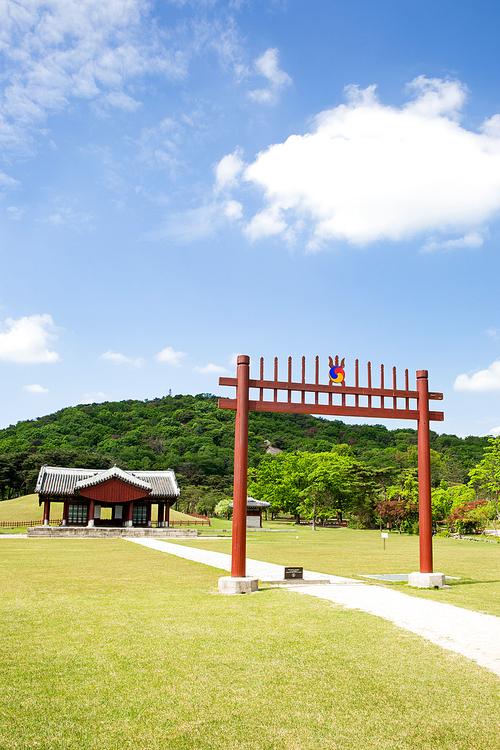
[75,466,151,491]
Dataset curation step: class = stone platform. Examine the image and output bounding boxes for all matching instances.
[27,526,198,539]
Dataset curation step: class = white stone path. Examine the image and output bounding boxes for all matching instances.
[127,538,500,678]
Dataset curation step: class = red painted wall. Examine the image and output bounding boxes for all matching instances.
[78,478,151,504]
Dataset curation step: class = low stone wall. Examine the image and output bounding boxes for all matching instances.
[27,526,198,539]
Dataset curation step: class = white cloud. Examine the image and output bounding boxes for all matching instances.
[222,199,243,220]
[193,363,229,374]
[23,383,49,394]
[488,426,500,437]
[238,76,500,248]
[486,328,500,341]
[215,149,244,190]
[421,231,485,253]
[7,205,25,220]
[248,48,291,105]
[0,1,243,154]
[156,347,186,367]
[97,91,142,113]
[82,391,107,404]
[135,117,183,172]
[100,350,145,368]
[454,361,500,392]
[0,314,59,363]
[0,172,20,193]
[43,200,95,231]
[145,199,241,243]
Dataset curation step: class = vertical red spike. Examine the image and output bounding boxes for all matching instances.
[341,357,346,407]
[302,356,306,404]
[288,356,292,403]
[329,356,333,406]
[335,355,339,366]
[367,362,372,408]
[355,359,359,408]
[260,357,264,402]
[380,364,384,409]
[315,356,319,405]
[274,357,278,402]
[393,366,397,410]
[405,368,409,410]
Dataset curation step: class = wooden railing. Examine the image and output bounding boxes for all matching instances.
[184,512,210,522]
[166,518,210,527]
[0,519,62,528]
[0,517,210,528]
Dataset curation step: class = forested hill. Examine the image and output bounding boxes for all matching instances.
[0,393,489,500]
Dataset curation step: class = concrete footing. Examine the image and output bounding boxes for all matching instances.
[218,576,259,595]
[27,526,198,539]
[408,572,448,589]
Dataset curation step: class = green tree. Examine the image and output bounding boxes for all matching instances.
[248,447,372,527]
[431,482,475,525]
[214,497,231,518]
[469,437,500,523]
[378,470,419,533]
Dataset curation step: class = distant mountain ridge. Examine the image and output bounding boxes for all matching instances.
[0,393,489,500]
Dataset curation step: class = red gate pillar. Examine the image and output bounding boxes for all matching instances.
[417,370,433,574]
[231,355,250,578]
[88,499,95,528]
[43,498,50,526]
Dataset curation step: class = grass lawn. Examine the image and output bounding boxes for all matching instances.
[178,527,500,617]
[0,538,499,750]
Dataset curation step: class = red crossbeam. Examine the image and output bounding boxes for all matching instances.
[218,375,444,421]
[218,398,444,421]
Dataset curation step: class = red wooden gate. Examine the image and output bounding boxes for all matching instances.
[219,355,444,578]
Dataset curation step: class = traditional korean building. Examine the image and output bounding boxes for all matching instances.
[228,496,271,528]
[35,465,180,528]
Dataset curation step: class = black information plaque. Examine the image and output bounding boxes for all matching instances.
[284,567,303,580]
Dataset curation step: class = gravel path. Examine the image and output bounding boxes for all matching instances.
[127,538,500,678]
[127,537,355,583]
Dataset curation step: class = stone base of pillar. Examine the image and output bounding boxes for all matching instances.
[62,520,67,526]
[87,519,94,527]
[43,519,50,526]
[218,576,259,595]
[408,572,449,589]
[125,520,133,527]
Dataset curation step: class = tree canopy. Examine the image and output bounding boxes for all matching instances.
[0,393,494,525]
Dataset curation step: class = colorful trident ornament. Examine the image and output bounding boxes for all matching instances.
[329,356,345,385]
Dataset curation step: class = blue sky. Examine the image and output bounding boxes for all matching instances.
[2,0,500,438]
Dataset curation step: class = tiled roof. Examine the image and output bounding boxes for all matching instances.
[228,496,271,509]
[35,465,180,498]
[129,470,180,498]
[35,466,100,495]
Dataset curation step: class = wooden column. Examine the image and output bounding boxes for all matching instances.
[62,500,68,526]
[165,502,170,528]
[158,502,164,528]
[88,499,95,527]
[147,502,152,527]
[231,355,250,578]
[43,498,50,526]
[127,501,134,527]
[417,369,433,573]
